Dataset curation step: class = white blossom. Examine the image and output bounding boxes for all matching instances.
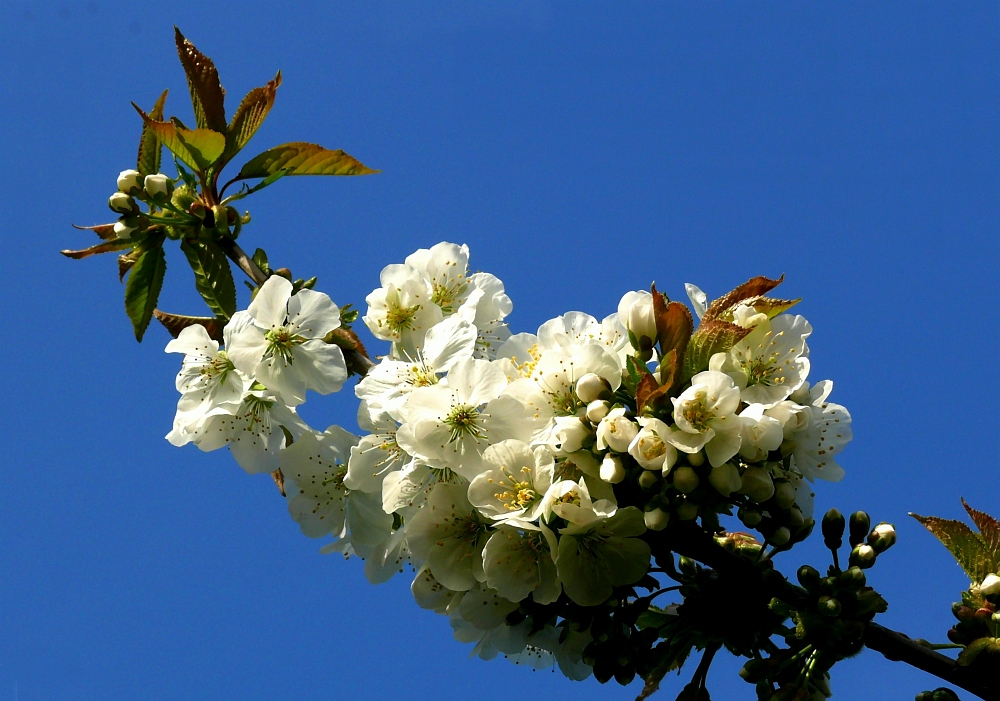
[666,370,742,467]
[406,483,491,591]
[227,276,347,406]
[482,521,561,604]
[363,263,443,357]
[595,407,638,453]
[468,440,555,522]
[617,290,657,346]
[628,417,678,473]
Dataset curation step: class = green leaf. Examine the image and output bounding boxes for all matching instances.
[963,499,1000,558]
[251,247,271,274]
[124,238,167,341]
[636,604,674,631]
[137,89,168,175]
[221,71,282,166]
[153,310,225,343]
[174,27,227,133]
[957,636,1000,667]
[235,142,378,180]
[682,320,753,382]
[703,275,785,322]
[174,157,198,188]
[911,513,997,583]
[132,103,224,171]
[224,169,288,202]
[61,239,133,260]
[180,239,237,319]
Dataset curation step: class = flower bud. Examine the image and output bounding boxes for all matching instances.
[644,508,670,531]
[117,169,142,194]
[849,511,871,546]
[617,290,657,347]
[108,192,136,214]
[738,466,775,503]
[821,508,846,550]
[797,565,821,590]
[595,408,638,453]
[738,506,762,528]
[575,373,609,403]
[769,527,790,546]
[586,400,610,424]
[554,416,590,453]
[114,220,139,240]
[772,479,796,509]
[638,470,658,489]
[786,507,805,530]
[672,466,700,494]
[849,543,876,569]
[818,595,842,617]
[686,450,705,467]
[867,522,896,553]
[980,573,1000,597]
[708,463,742,497]
[144,173,174,200]
[839,565,866,590]
[599,455,626,484]
[677,500,699,521]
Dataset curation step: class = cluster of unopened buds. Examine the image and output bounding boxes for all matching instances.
[164,241,855,680]
[109,169,175,239]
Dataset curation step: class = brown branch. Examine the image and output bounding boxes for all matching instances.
[651,522,997,700]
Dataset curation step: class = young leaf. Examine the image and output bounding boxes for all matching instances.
[124,238,167,341]
[174,27,227,133]
[180,239,237,319]
[153,310,224,343]
[702,275,785,322]
[72,223,118,240]
[133,104,224,171]
[962,499,1000,558]
[235,142,378,180]
[118,248,142,281]
[652,284,693,378]
[61,239,133,260]
[682,320,753,382]
[137,89,168,175]
[911,513,997,584]
[221,71,282,166]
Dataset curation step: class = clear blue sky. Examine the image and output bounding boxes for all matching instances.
[3,2,998,699]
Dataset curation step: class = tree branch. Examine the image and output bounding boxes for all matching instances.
[651,522,996,700]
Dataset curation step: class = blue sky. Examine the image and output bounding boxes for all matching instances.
[2,2,998,699]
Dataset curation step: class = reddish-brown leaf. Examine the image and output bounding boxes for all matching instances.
[221,72,282,166]
[703,275,785,322]
[963,499,1000,558]
[653,283,693,372]
[174,27,227,133]
[681,320,753,381]
[73,223,118,240]
[61,239,132,260]
[153,310,224,343]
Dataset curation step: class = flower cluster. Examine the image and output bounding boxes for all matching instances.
[165,242,853,681]
[110,169,176,239]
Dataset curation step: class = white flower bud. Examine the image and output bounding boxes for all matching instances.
[644,508,670,531]
[595,408,638,453]
[868,523,897,553]
[980,573,1000,597]
[677,500,699,521]
[108,192,135,214]
[672,466,700,493]
[773,480,797,509]
[117,169,142,193]
[586,400,610,424]
[144,173,173,199]
[114,220,138,240]
[617,290,657,346]
[707,463,742,497]
[738,466,775,503]
[575,373,608,403]
[850,543,877,569]
[553,416,591,453]
[599,454,626,484]
[769,527,791,546]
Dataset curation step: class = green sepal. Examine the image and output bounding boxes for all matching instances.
[124,234,167,341]
[137,89,168,175]
[181,239,237,319]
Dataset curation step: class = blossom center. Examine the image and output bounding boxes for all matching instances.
[386,302,421,333]
[431,278,468,315]
[444,404,483,443]
[265,326,306,362]
[682,391,715,432]
[494,467,538,511]
[638,435,666,461]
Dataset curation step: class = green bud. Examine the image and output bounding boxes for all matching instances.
[818,595,842,617]
[797,565,821,590]
[108,192,136,215]
[849,543,877,569]
[769,527,791,547]
[678,556,697,577]
[768,597,793,617]
[839,566,866,590]
[822,508,846,549]
[849,511,871,546]
[772,480,796,509]
[738,506,763,528]
[638,470,659,490]
[643,508,670,531]
[676,500,699,521]
[672,466,700,493]
[686,450,705,467]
